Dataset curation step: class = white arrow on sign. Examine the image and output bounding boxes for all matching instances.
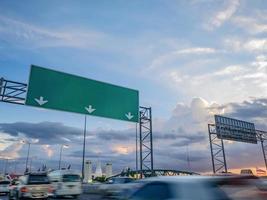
[125,112,134,120]
[34,96,48,106]
[85,105,96,114]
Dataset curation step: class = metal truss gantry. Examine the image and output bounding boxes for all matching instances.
[139,106,154,177]
[208,124,267,173]
[0,78,27,105]
[208,124,227,174]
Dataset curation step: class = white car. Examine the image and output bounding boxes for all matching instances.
[48,169,82,198]
[8,173,52,200]
[0,180,10,195]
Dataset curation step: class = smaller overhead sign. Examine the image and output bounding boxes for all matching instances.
[215,115,257,144]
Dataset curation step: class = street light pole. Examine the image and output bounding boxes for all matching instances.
[22,139,39,173]
[59,145,63,170]
[59,144,69,170]
[4,159,8,175]
[25,142,31,172]
[14,160,17,174]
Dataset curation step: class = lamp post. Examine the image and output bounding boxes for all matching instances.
[59,144,69,170]
[22,139,39,173]
[29,156,37,172]
[4,159,8,175]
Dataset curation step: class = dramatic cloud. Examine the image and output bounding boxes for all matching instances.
[0,122,82,144]
[94,129,135,141]
[145,50,267,103]
[224,98,267,130]
[1,96,267,172]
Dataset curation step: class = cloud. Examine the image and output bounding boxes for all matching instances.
[42,145,54,158]
[155,96,267,171]
[1,96,267,172]
[231,15,267,35]
[0,142,24,159]
[224,37,267,53]
[0,15,107,49]
[204,0,240,30]
[224,98,267,130]
[145,48,267,103]
[147,47,217,71]
[94,129,135,141]
[0,122,82,144]
[112,145,135,155]
[174,47,217,55]
[170,134,206,147]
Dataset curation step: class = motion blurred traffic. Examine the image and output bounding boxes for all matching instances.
[0,169,266,199]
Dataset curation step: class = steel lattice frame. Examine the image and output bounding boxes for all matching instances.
[256,130,267,170]
[139,106,154,177]
[0,78,27,105]
[208,124,227,173]
[208,124,267,173]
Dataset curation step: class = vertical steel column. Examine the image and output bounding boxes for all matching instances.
[221,138,227,173]
[208,124,227,173]
[135,123,138,172]
[139,110,143,178]
[149,108,154,172]
[259,133,267,170]
[82,115,87,181]
[139,106,153,178]
[208,124,215,173]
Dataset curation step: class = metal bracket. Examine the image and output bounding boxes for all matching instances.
[0,78,27,105]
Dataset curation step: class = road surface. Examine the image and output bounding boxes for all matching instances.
[0,194,105,200]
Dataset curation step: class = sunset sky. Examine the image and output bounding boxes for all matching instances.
[0,0,267,174]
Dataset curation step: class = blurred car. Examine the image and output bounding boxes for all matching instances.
[8,179,19,199]
[240,169,254,175]
[8,172,53,200]
[126,175,267,200]
[258,176,267,191]
[0,180,10,195]
[127,176,234,200]
[48,169,82,198]
[98,177,134,198]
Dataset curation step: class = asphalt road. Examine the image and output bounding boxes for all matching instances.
[0,194,104,200]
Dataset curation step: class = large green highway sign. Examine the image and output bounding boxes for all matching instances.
[25,65,139,122]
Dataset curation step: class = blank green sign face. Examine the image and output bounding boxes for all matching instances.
[25,65,139,122]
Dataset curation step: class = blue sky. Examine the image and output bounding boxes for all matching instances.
[0,0,267,174]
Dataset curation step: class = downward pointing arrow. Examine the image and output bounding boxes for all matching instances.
[125,112,134,120]
[85,105,96,114]
[34,96,48,106]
